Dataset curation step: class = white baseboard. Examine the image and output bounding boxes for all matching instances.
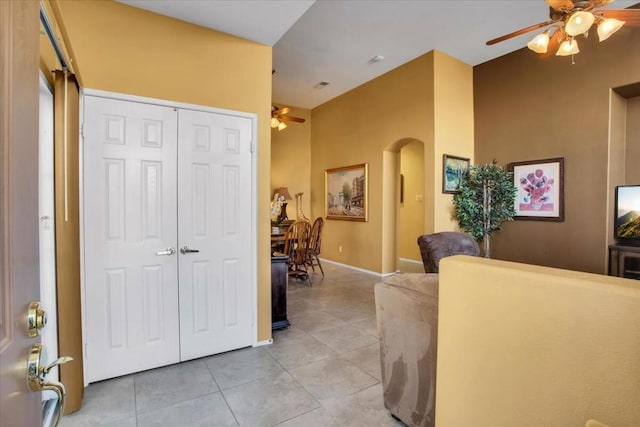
[320,257,396,278]
[399,257,422,265]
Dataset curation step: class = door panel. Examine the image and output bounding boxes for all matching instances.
[0,1,43,425]
[178,110,253,361]
[83,96,180,382]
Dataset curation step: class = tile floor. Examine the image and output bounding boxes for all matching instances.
[61,261,404,427]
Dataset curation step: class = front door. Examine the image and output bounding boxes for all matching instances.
[0,1,43,425]
[83,96,180,382]
[177,109,253,361]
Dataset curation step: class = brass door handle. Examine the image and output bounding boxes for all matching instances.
[27,343,73,427]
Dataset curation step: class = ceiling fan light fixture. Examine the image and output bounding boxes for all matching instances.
[597,17,625,41]
[270,117,280,128]
[556,38,579,56]
[278,121,287,131]
[527,31,551,53]
[565,11,595,36]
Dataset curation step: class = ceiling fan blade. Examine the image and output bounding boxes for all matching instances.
[279,116,305,124]
[601,9,640,25]
[545,0,574,11]
[590,0,614,7]
[541,29,563,58]
[486,21,555,45]
[273,107,291,116]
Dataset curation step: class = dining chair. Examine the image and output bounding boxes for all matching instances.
[282,220,311,285]
[306,217,324,277]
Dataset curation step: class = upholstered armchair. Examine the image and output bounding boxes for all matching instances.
[374,232,479,427]
[375,273,439,427]
[417,231,480,273]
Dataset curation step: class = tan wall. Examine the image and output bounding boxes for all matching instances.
[474,27,640,274]
[53,0,274,341]
[433,51,475,231]
[310,51,473,273]
[437,255,640,427]
[399,141,424,261]
[627,97,640,183]
[607,91,628,248]
[270,104,312,219]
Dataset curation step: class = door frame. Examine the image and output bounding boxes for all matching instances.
[39,71,59,382]
[79,88,258,385]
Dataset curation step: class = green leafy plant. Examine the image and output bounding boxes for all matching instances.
[452,161,516,258]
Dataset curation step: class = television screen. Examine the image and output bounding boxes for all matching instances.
[615,185,640,242]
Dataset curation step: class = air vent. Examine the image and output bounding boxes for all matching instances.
[313,81,330,89]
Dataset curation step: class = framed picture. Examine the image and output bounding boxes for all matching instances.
[508,157,564,221]
[442,154,470,194]
[325,163,368,221]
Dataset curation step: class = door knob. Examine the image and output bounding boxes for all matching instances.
[27,301,47,338]
[156,247,176,256]
[180,246,200,255]
[27,343,73,427]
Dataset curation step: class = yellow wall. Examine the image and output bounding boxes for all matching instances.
[437,256,640,426]
[433,51,475,231]
[399,141,424,261]
[53,0,274,341]
[310,51,473,273]
[270,104,312,219]
[474,26,640,274]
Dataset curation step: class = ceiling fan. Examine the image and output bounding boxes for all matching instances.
[271,105,305,131]
[486,0,640,58]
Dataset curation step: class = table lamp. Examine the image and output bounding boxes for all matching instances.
[276,187,292,222]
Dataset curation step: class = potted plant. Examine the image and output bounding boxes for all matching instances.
[452,161,516,258]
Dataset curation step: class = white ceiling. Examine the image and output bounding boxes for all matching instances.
[117,0,636,109]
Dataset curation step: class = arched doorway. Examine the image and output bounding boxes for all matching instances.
[382,137,434,273]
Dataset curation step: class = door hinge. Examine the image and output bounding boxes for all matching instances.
[80,123,84,140]
[250,138,256,153]
[84,343,88,359]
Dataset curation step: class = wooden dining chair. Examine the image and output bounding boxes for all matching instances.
[282,220,311,285]
[306,217,324,277]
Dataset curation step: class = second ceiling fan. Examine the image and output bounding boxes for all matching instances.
[271,105,305,131]
[487,0,640,57]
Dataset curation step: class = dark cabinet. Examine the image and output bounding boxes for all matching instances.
[271,254,290,330]
[609,244,640,280]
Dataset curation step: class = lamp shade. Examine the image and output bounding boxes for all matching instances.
[527,31,550,53]
[276,187,292,200]
[270,117,280,128]
[597,18,625,41]
[277,121,287,131]
[565,11,595,36]
[556,38,579,56]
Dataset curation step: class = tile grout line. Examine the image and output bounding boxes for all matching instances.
[205,361,242,426]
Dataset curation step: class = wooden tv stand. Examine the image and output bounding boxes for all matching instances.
[608,244,640,280]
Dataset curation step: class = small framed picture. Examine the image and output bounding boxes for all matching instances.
[508,157,564,221]
[442,154,470,194]
[325,163,368,221]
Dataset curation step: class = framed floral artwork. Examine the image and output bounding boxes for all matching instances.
[325,163,368,221]
[508,157,564,221]
[442,154,470,194]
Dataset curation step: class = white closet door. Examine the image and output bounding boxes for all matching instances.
[177,109,253,361]
[83,96,180,382]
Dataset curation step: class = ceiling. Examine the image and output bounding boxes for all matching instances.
[117,0,636,109]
